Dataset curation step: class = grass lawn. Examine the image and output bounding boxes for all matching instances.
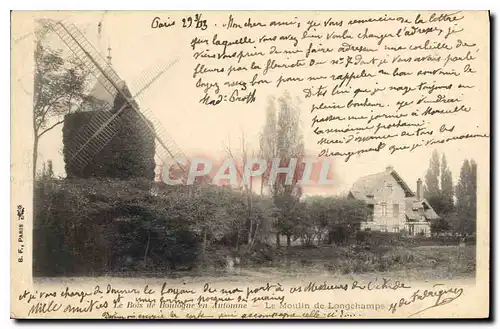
[241,244,476,281]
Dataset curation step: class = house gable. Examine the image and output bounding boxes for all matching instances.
[349,167,440,224]
[389,171,415,197]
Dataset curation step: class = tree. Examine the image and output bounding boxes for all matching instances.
[222,132,260,249]
[327,198,368,244]
[423,150,446,221]
[259,96,279,195]
[440,153,454,214]
[424,150,440,199]
[430,217,450,234]
[301,196,331,244]
[33,20,89,182]
[455,159,477,235]
[470,159,477,219]
[301,196,368,245]
[39,159,54,180]
[259,93,304,248]
[424,151,458,232]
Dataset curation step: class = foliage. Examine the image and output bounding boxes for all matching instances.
[424,150,440,198]
[422,150,472,234]
[440,154,454,213]
[274,244,475,277]
[298,196,369,246]
[421,151,478,235]
[34,174,476,277]
[33,20,90,181]
[355,231,403,247]
[430,217,450,234]
[33,178,202,276]
[259,93,305,247]
[33,178,277,276]
[38,160,55,180]
[424,150,455,217]
[455,159,477,235]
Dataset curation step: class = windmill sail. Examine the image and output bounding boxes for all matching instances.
[51,21,188,177]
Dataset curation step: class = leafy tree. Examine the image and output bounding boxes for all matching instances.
[292,201,316,246]
[327,198,369,244]
[301,196,368,245]
[301,196,331,244]
[33,20,89,182]
[440,154,454,214]
[222,132,262,249]
[424,150,441,199]
[455,159,477,235]
[430,217,450,234]
[424,151,456,234]
[259,93,304,248]
[38,159,55,180]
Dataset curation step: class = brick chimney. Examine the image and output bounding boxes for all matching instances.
[416,178,422,200]
[385,165,394,173]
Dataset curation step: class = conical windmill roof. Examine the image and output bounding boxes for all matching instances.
[87,66,126,106]
[79,14,127,111]
[88,70,118,105]
[79,69,123,112]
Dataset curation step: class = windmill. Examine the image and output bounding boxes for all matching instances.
[49,19,190,182]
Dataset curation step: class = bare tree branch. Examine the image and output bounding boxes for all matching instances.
[38,119,65,139]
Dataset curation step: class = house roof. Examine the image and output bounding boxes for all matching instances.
[350,168,415,201]
[405,197,440,221]
[349,171,387,204]
[349,167,440,220]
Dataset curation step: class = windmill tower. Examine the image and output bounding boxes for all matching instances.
[79,13,122,112]
[89,12,122,107]
[52,19,189,182]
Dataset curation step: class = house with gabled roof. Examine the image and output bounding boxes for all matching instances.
[348,166,439,237]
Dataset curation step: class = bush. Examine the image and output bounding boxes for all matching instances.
[33,178,201,276]
[354,231,403,247]
[329,226,349,245]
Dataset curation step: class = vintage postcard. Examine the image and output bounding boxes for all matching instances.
[11,10,490,319]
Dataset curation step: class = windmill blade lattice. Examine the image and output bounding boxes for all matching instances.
[51,21,188,176]
[66,60,180,173]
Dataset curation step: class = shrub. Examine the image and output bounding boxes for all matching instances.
[355,231,403,247]
[33,178,200,276]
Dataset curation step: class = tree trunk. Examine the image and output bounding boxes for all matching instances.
[286,234,291,248]
[246,192,253,245]
[236,227,241,252]
[247,215,253,245]
[32,137,38,184]
[250,220,260,248]
[143,229,151,266]
[32,136,39,222]
[275,232,280,249]
[202,226,208,258]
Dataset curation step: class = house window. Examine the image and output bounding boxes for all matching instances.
[392,225,400,233]
[380,225,388,232]
[408,224,415,236]
[393,204,400,218]
[367,204,374,221]
[387,183,393,193]
[381,203,387,216]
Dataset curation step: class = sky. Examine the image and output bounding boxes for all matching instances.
[14,11,490,196]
